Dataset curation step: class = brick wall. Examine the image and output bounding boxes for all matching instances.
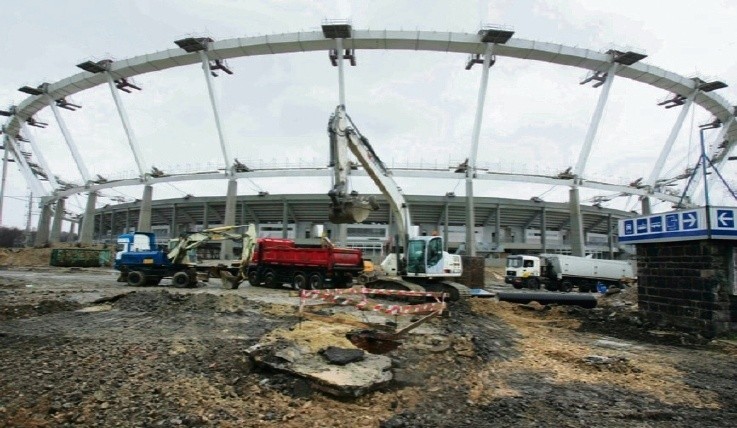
[637,240,735,338]
[459,256,485,288]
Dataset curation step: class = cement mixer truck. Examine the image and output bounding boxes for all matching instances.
[505,254,635,292]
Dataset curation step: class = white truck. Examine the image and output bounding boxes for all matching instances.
[504,254,635,292]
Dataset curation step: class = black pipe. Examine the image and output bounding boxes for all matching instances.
[496,291,597,309]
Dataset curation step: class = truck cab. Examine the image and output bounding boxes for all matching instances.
[114,232,168,271]
[505,255,541,288]
[115,232,156,259]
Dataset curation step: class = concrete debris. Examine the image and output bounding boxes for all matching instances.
[320,346,365,365]
[247,342,392,398]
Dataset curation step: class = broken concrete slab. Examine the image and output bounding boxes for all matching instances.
[320,346,365,365]
[247,342,392,398]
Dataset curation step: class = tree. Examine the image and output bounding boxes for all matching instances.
[0,227,25,248]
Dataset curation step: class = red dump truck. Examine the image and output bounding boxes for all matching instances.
[246,237,363,290]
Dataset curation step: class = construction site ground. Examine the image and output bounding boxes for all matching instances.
[1,251,736,427]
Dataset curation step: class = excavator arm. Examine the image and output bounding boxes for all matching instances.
[326,105,469,299]
[328,105,412,258]
[220,223,257,289]
[167,225,247,265]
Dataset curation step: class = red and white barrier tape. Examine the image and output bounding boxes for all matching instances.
[299,287,446,316]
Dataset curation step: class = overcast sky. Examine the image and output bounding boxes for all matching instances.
[2,0,737,230]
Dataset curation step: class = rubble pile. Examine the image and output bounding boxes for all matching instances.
[0,247,54,267]
[0,268,735,427]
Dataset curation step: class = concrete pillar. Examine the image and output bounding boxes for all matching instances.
[68,220,76,241]
[109,211,115,241]
[494,206,501,248]
[137,185,153,232]
[641,196,652,215]
[220,179,237,259]
[465,179,476,256]
[569,187,585,257]
[541,207,547,254]
[34,203,52,246]
[607,213,614,259]
[50,198,65,244]
[443,200,449,252]
[125,208,130,233]
[282,200,289,239]
[98,211,104,241]
[79,192,97,245]
[202,203,209,229]
[171,204,178,237]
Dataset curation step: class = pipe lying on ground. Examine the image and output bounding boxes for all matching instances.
[496,291,597,309]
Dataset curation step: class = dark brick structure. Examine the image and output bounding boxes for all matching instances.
[637,240,736,338]
[459,256,485,288]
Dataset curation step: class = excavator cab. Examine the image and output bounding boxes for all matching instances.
[406,236,444,274]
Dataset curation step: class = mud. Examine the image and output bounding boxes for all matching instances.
[0,267,736,427]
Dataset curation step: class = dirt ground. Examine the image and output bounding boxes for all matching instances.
[1,252,736,427]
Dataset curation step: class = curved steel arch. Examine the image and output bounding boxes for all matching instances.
[49,167,680,204]
[4,29,735,205]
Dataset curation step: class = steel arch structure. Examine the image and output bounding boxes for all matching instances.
[2,28,735,220]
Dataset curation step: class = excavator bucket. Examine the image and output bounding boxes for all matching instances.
[329,199,374,224]
[220,270,242,290]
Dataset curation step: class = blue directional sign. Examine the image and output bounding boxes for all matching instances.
[636,218,648,233]
[665,214,679,231]
[649,216,663,233]
[619,207,737,243]
[682,211,698,230]
[716,209,734,228]
[623,219,634,235]
[618,208,708,244]
[710,207,737,238]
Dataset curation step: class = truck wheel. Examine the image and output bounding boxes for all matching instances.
[559,280,573,293]
[187,269,199,287]
[263,270,278,288]
[127,271,147,287]
[544,282,558,292]
[512,282,523,289]
[308,273,324,289]
[247,270,260,287]
[292,273,309,290]
[525,278,540,290]
[172,272,190,288]
[578,283,591,293]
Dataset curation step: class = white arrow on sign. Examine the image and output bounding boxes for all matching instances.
[683,212,697,228]
[718,211,734,227]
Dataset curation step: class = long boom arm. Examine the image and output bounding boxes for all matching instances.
[167,225,247,265]
[328,105,412,254]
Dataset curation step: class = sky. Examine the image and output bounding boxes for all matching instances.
[2,0,737,230]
